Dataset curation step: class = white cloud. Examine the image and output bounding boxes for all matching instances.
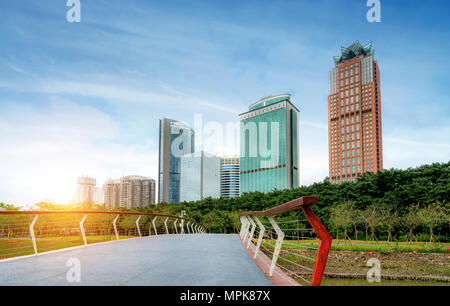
[30,79,236,115]
[383,132,450,169]
[0,99,158,206]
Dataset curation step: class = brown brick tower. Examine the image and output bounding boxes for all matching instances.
[328,41,383,184]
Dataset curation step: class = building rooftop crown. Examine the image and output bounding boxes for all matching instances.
[249,94,291,111]
[334,40,374,66]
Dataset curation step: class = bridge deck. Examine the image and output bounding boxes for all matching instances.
[0,234,273,286]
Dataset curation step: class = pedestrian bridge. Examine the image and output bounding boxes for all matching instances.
[0,234,274,286]
[0,197,332,286]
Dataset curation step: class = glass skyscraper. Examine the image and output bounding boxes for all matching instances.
[179,151,221,202]
[239,94,299,194]
[220,156,240,199]
[158,118,194,204]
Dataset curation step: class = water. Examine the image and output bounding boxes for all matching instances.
[322,278,449,286]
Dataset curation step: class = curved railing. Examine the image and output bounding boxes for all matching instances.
[0,211,206,260]
[239,196,332,286]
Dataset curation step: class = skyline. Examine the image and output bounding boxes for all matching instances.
[1,0,449,205]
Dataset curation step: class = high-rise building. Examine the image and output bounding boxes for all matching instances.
[180,151,221,202]
[104,179,120,209]
[239,94,299,194]
[158,118,195,204]
[104,176,156,209]
[328,41,383,184]
[220,156,240,199]
[70,176,104,205]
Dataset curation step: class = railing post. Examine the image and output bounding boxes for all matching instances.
[136,216,142,238]
[239,216,246,238]
[247,216,256,249]
[191,223,195,234]
[174,219,179,234]
[268,217,285,277]
[152,217,158,236]
[186,222,191,234]
[80,215,88,246]
[180,211,186,234]
[29,215,38,255]
[164,217,169,235]
[243,216,250,239]
[242,217,251,243]
[113,215,120,240]
[302,206,333,286]
[253,216,265,259]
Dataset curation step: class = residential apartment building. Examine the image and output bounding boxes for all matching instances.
[104,176,156,209]
[70,176,103,205]
[104,179,120,209]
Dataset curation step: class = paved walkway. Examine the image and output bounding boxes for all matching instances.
[0,234,273,286]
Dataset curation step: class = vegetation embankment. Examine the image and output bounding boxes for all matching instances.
[260,239,450,282]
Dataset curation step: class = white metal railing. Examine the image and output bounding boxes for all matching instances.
[239,196,332,287]
[0,211,206,261]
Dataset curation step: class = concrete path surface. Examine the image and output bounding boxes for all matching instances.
[0,234,273,286]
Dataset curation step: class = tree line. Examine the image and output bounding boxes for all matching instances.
[1,162,449,242]
[329,201,448,243]
[173,161,449,242]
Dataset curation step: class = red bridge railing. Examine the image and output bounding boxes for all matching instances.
[0,211,205,260]
[239,196,332,286]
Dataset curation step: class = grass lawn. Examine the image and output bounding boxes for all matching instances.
[0,235,138,260]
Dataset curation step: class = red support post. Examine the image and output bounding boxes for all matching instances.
[301,205,333,286]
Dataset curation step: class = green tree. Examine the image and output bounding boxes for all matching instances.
[351,207,362,240]
[360,205,381,241]
[379,204,399,242]
[120,215,137,236]
[420,201,446,243]
[403,204,423,242]
[330,202,355,241]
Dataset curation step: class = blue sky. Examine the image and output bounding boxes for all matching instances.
[0,0,449,205]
